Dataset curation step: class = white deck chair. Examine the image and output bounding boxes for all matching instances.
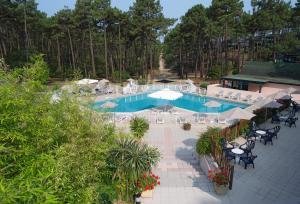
[156,117,165,124]
[252,96,264,103]
[243,95,252,102]
[196,116,206,124]
[231,92,241,100]
[216,90,224,97]
[177,117,186,124]
[218,117,227,124]
[224,91,233,98]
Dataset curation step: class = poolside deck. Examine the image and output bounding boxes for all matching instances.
[142,111,300,204]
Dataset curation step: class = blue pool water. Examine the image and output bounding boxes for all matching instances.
[91,92,248,113]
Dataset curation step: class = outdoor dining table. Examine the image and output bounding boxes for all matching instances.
[231,148,244,163]
[256,130,266,135]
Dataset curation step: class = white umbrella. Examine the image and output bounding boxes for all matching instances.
[76,78,98,85]
[99,79,109,84]
[221,107,256,138]
[186,79,194,84]
[221,107,256,121]
[148,88,183,100]
[100,101,118,109]
[272,91,291,100]
[204,100,222,108]
[127,78,135,82]
[286,87,297,94]
[264,100,282,109]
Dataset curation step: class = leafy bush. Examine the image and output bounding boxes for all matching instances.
[208,66,221,80]
[112,71,130,82]
[183,123,191,130]
[196,127,221,155]
[137,78,147,85]
[23,54,49,84]
[0,63,119,203]
[130,117,149,139]
[200,82,209,89]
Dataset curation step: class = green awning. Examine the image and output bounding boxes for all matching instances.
[222,75,268,84]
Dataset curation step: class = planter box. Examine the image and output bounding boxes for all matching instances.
[213,183,228,195]
[196,153,218,177]
[141,190,153,198]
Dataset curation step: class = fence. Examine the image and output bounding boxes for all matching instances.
[210,120,249,190]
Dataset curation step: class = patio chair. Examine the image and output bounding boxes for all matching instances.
[284,117,298,127]
[218,117,227,124]
[225,150,236,163]
[243,95,252,103]
[271,114,281,124]
[216,90,224,97]
[156,117,165,124]
[267,126,280,139]
[177,117,186,124]
[260,132,274,145]
[252,96,264,103]
[239,155,257,169]
[230,92,241,100]
[196,116,206,124]
[221,138,234,152]
[224,91,233,99]
[239,140,255,155]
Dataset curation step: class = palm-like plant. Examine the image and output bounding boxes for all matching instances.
[109,138,160,200]
[129,117,149,139]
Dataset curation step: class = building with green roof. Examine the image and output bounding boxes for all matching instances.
[221,61,300,93]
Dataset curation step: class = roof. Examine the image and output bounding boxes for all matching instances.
[222,61,300,85]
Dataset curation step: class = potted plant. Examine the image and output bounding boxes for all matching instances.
[208,168,229,195]
[135,172,160,198]
[183,122,191,130]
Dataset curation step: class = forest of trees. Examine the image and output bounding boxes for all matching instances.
[0,0,300,81]
[0,0,173,81]
[164,0,300,79]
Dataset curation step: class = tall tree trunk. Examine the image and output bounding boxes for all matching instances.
[67,28,76,71]
[89,24,96,77]
[23,1,29,61]
[56,36,62,74]
[104,27,108,79]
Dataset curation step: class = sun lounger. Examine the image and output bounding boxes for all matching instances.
[156,117,165,124]
[230,93,241,100]
[252,96,264,103]
[177,117,186,124]
[243,95,252,102]
[218,117,227,124]
[216,90,224,97]
[224,91,233,98]
[196,117,206,124]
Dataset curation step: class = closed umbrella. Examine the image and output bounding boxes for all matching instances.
[204,101,222,108]
[100,101,118,109]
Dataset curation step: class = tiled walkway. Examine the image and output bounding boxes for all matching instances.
[143,112,300,204]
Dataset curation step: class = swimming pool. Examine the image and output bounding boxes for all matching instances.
[91,92,248,113]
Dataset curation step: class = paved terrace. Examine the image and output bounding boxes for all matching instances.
[142,112,300,204]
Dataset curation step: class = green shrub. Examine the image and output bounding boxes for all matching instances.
[137,78,147,85]
[130,117,149,139]
[112,71,130,82]
[196,127,221,155]
[200,82,209,89]
[24,54,49,84]
[208,66,221,80]
[183,123,191,130]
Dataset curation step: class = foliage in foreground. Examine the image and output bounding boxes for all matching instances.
[109,138,160,201]
[130,117,150,139]
[0,59,118,203]
[196,127,221,155]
